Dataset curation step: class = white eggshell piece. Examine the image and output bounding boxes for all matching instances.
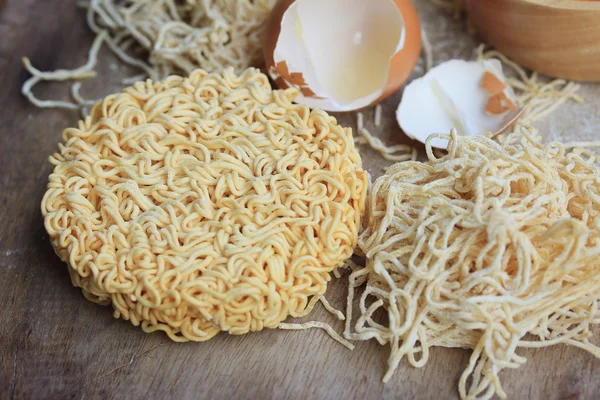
[397,76,458,149]
[397,59,517,149]
[271,0,406,112]
[273,3,326,98]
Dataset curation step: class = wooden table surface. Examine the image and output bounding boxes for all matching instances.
[2,1,600,399]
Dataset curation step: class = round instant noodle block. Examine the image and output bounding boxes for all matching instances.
[42,68,368,341]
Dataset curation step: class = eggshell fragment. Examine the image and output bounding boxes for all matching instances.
[397,59,518,149]
[482,71,506,95]
[263,0,422,112]
[481,70,517,115]
[486,92,517,115]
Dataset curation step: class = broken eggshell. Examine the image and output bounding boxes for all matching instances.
[263,0,422,112]
[397,59,520,149]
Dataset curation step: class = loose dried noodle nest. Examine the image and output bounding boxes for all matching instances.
[42,68,367,341]
[347,130,600,399]
[83,0,278,78]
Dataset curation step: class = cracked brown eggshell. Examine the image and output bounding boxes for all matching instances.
[263,0,422,112]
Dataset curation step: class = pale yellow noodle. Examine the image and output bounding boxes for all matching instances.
[354,111,416,162]
[21,31,107,111]
[23,0,277,110]
[374,104,383,127]
[358,127,417,162]
[42,68,367,342]
[83,0,277,77]
[421,28,433,73]
[280,321,355,351]
[319,296,345,321]
[347,128,600,400]
[563,141,600,149]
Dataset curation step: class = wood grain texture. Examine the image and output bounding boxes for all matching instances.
[466,0,600,81]
[0,1,599,399]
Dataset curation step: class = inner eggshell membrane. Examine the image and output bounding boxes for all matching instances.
[272,0,405,111]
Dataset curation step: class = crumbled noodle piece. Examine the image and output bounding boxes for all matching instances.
[357,111,364,130]
[421,28,433,73]
[319,296,345,321]
[353,112,367,144]
[374,104,383,127]
[42,68,367,342]
[347,128,600,399]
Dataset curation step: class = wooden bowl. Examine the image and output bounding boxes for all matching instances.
[465,0,600,82]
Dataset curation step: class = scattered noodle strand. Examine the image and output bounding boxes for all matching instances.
[374,104,383,127]
[280,322,355,351]
[21,31,107,110]
[421,28,433,73]
[319,297,345,321]
[355,113,416,162]
[23,0,277,111]
[563,141,600,149]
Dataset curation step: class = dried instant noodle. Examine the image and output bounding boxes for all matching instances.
[42,67,367,341]
[346,129,600,399]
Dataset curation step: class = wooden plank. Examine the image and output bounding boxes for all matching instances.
[1,1,599,399]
